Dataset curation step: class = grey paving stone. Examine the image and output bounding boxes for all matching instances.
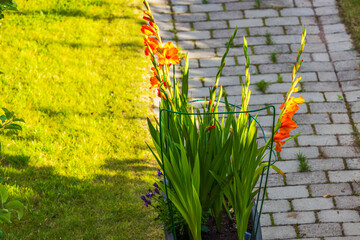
[323,24,346,34]
[352,183,360,195]
[318,71,337,82]
[324,92,345,102]
[253,44,291,54]
[301,62,334,72]
[261,0,294,8]
[313,0,336,7]
[338,135,357,146]
[292,43,327,53]
[346,158,360,169]
[323,147,359,158]
[172,5,188,13]
[261,226,297,239]
[307,158,345,171]
[273,211,316,225]
[281,8,315,16]
[298,135,338,146]
[328,42,355,52]
[315,124,353,135]
[190,3,223,12]
[193,20,228,30]
[280,147,320,160]
[261,214,272,226]
[286,171,327,185]
[320,15,341,26]
[342,80,360,92]
[171,0,202,4]
[245,9,279,18]
[272,35,302,44]
[233,36,268,46]
[265,17,300,26]
[249,26,284,36]
[285,25,320,35]
[325,33,351,43]
[300,16,318,25]
[259,63,293,74]
[335,196,360,209]
[199,57,236,67]
[270,160,299,173]
[237,54,274,65]
[312,53,330,62]
[319,210,360,223]
[330,51,358,62]
[293,197,334,211]
[296,113,330,124]
[280,72,318,82]
[295,0,312,7]
[177,31,211,40]
[229,19,264,28]
[328,170,360,182]
[320,14,341,24]
[309,102,347,113]
[325,237,360,240]
[259,199,291,213]
[174,13,207,22]
[244,74,279,83]
[268,186,309,199]
[212,29,247,39]
[299,223,342,238]
[175,22,192,31]
[187,49,216,58]
[224,2,256,11]
[315,6,338,16]
[310,183,352,197]
[190,67,219,77]
[343,223,360,236]
[337,71,360,81]
[152,12,172,22]
[177,40,195,49]
[209,11,243,20]
[332,113,350,124]
[277,53,311,63]
[334,60,359,71]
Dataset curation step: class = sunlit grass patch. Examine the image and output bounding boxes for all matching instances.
[0,0,162,239]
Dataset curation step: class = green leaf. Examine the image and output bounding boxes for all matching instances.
[182,53,189,99]
[2,108,14,120]
[13,118,25,123]
[6,200,25,220]
[4,124,22,131]
[0,212,11,223]
[0,115,6,123]
[0,185,8,204]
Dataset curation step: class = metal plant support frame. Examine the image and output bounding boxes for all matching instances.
[159,99,278,240]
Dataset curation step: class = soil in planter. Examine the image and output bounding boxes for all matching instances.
[175,211,252,240]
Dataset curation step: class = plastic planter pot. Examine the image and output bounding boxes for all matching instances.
[164,205,263,240]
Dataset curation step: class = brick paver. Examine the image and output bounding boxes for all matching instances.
[148,0,360,238]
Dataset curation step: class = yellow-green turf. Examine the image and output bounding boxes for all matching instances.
[338,0,360,52]
[0,0,162,239]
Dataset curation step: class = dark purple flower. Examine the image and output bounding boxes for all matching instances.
[157,169,162,176]
[146,192,153,198]
[154,188,160,194]
[153,182,159,188]
[144,199,151,207]
[141,195,146,201]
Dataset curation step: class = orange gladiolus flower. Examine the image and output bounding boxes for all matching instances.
[274,96,305,152]
[158,42,179,66]
[141,25,156,36]
[144,37,160,56]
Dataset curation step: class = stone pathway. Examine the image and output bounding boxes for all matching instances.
[148,0,360,239]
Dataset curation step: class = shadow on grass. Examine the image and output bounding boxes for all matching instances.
[0,153,30,169]
[13,9,131,22]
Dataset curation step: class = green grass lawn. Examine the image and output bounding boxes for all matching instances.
[338,0,360,52]
[0,0,162,239]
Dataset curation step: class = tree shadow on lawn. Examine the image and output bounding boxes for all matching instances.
[13,9,131,22]
[0,156,160,239]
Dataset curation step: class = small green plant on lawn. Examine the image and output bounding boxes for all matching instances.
[265,32,274,45]
[297,152,310,172]
[277,75,284,83]
[256,79,270,93]
[0,185,26,237]
[270,52,277,63]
